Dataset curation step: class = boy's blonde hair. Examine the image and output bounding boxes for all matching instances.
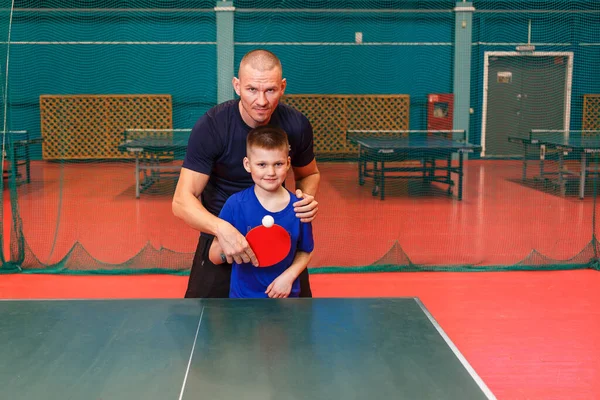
[246,125,289,154]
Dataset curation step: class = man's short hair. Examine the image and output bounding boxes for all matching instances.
[247,125,289,154]
[239,49,282,74]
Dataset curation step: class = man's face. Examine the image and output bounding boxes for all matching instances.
[233,64,286,128]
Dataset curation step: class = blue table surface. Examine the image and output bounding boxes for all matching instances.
[0,298,494,400]
[348,135,481,151]
[509,134,600,150]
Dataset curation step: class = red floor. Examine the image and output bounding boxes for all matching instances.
[4,159,599,270]
[1,270,599,400]
[2,159,599,399]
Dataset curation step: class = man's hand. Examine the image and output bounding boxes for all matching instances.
[265,273,295,298]
[215,221,259,266]
[293,189,318,223]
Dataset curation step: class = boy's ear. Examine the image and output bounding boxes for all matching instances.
[243,157,251,173]
[287,156,291,169]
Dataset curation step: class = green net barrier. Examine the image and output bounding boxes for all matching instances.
[1,1,599,275]
[0,0,20,270]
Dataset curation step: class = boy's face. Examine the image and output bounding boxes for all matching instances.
[244,146,291,193]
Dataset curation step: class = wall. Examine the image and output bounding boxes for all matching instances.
[2,1,598,156]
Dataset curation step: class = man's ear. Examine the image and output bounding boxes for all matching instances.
[243,157,251,173]
[281,78,287,94]
[232,77,241,96]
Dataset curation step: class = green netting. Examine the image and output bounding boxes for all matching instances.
[1,0,599,275]
[0,2,7,267]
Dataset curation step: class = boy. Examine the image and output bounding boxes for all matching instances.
[208,125,314,298]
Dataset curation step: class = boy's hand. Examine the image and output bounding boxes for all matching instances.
[293,189,318,223]
[265,273,294,298]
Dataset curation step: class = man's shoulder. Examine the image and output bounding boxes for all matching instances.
[205,99,239,121]
[275,102,310,127]
[190,99,239,139]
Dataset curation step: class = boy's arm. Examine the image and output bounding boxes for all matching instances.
[265,251,312,298]
[208,239,225,265]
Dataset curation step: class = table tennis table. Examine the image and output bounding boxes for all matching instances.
[0,298,495,400]
[508,130,600,199]
[1,130,42,185]
[118,129,190,198]
[347,130,481,200]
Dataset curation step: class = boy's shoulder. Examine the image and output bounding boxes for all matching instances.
[287,189,303,205]
[225,186,299,210]
[289,189,300,200]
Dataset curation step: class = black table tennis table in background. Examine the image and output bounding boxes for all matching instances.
[347,130,481,200]
[508,129,600,199]
[118,129,191,198]
[1,130,42,185]
[0,298,495,400]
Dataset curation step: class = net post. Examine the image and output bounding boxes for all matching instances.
[453,2,474,160]
[215,0,235,103]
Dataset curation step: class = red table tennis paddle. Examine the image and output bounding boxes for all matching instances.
[246,221,291,267]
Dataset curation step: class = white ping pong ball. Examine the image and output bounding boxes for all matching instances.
[262,215,274,228]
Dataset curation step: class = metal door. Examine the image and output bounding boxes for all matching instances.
[484,54,568,157]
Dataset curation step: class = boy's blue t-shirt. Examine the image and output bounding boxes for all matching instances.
[218,187,314,298]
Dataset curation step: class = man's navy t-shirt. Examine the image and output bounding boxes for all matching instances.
[182,99,315,218]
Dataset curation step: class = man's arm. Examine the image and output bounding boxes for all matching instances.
[172,168,220,234]
[293,159,320,196]
[292,159,321,222]
[172,168,258,266]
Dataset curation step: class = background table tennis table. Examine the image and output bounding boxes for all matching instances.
[118,130,190,198]
[0,298,495,400]
[347,130,481,200]
[508,130,600,199]
[1,130,42,185]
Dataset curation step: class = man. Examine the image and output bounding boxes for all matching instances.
[172,49,320,298]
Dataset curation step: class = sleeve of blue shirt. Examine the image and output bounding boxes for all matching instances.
[218,195,236,226]
[297,222,315,254]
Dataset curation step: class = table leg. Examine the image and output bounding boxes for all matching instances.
[372,160,379,197]
[522,143,528,181]
[380,160,385,200]
[558,151,565,196]
[10,146,17,182]
[358,145,364,186]
[25,143,31,183]
[446,153,452,189]
[135,155,140,199]
[580,152,587,200]
[458,151,464,201]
